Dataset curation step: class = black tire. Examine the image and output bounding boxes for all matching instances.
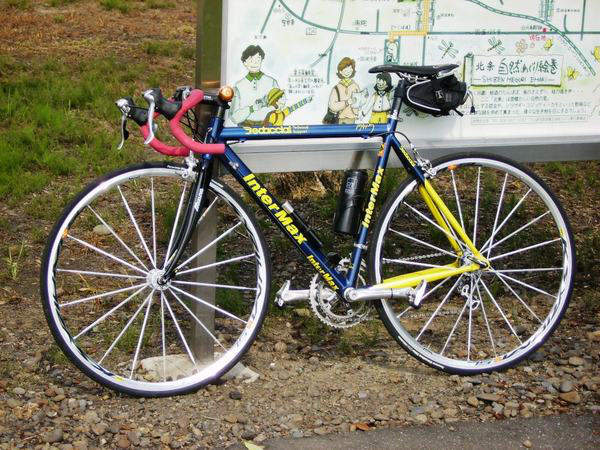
[41,162,271,396]
[368,152,575,375]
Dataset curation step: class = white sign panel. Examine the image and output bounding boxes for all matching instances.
[222,0,600,144]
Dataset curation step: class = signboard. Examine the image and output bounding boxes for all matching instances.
[218,0,600,169]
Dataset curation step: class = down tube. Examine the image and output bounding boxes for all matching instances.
[219,146,350,293]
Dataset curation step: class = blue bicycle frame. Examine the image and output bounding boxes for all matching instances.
[194,99,428,298]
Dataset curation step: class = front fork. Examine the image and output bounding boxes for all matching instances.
[161,154,215,281]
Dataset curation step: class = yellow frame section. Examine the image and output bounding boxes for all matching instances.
[388,0,431,38]
[375,262,480,289]
[377,177,488,289]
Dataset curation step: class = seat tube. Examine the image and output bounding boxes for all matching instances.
[347,133,395,286]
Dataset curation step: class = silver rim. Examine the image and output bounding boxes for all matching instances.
[373,157,573,372]
[44,166,268,393]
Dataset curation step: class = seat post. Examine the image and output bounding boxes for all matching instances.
[389,78,406,128]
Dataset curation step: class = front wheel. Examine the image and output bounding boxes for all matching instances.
[41,162,271,396]
[369,153,575,374]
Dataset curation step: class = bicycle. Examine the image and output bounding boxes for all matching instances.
[40,64,575,397]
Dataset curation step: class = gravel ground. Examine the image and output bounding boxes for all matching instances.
[0,289,598,449]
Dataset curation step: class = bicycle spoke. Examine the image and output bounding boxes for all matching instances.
[416,275,464,341]
[476,283,497,357]
[396,306,411,319]
[163,293,197,367]
[176,222,242,271]
[163,181,188,268]
[160,292,167,382]
[98,291,153,365]
[172,280,257,291]
[130,291,155,379]
[479,278,523,344]
[403,201,468,252]
[489,270,542,323]
[467,280,475,360]
[87,206,149,272]
[388,228,458,258]
[60,283,147,308]
[383,258,448,269]
[168,289,227,351]
[170,285,247,324]
[482,211,550,254]
[150,178,157,266]
[485,173,508,259]
[197,196,219,226]
[489,238,561,262]
[440,299,468,356]
[420,276,453,302]
[177,253,255,276]
[74,285,148,339]
[118,186,156,268]
[478,189,531,254]
[66,235,147,275]
[472,167,481,247]
[495,267,562,273]
[56,268,145,280]
[493,271,557,299]
[450,169,465,231]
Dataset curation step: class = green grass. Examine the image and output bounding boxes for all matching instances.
[99,0,131,13]
[144,0,174,9]
[48,0,79,6]
[3,0,31,9]
[143,40,194,60]
[0,56,162,204]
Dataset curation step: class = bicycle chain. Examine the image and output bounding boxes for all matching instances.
[397,251,447,262]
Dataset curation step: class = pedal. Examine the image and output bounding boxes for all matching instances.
[275,280,310,307]
[408,280,428,309]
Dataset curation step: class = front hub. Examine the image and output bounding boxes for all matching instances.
[147,269,170,291]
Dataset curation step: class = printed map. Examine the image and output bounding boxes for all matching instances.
[223,0,600,139]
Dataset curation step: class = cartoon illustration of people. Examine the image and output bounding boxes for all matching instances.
[325,57,361,124]
[263,88,313,126]
[230,45,279,127]
[361,72,393,124]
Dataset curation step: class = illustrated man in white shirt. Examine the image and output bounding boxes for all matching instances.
[230,45,279,127]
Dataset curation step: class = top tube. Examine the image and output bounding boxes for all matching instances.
[218,123,390,142]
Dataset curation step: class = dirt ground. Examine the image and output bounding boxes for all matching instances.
[0,1,599,449]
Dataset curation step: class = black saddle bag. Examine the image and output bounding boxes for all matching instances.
[404,74,467,116]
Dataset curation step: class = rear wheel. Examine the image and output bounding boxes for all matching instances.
[41,162,271,396]
[369,153,575,374]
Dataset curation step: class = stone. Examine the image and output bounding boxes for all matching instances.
[467,396,479,407]
[586,330,600,342]
[229,390,242,400]
[477,393,501,402]
[414,414,428,424]
[523,439,532,448]
[127,431,140,446]
[530,351,545,362]
[160,432,171,445]
[93,224,111,235]
[42,428,63,443]
[559,380,574,393]
[12,387,25,396]
[115,435,130,448]
[568,356,584,366]
[274,342,287,352]
[314,427,328,435]
[92,422,108,435]
[291,430,303,438]
[358,391,368,400]
[224,414,238,424]
[559,391,581,404]
[84,410,100,424]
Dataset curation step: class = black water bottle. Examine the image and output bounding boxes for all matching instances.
[333,169,368,235]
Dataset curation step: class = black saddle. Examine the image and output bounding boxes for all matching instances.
[369,64,458,77]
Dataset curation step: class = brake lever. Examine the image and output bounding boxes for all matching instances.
[115,98,132,150]
[143,89,156,145]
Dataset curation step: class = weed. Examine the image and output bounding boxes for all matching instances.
[3,0,31,9]
[143,40,181,57]
[99,0,131,13]
[4,242,25,281]
[48,344,69,365]
[144,0,174,9]
[49,0,78,6]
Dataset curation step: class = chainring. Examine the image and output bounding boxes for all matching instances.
[309,258,372,329]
